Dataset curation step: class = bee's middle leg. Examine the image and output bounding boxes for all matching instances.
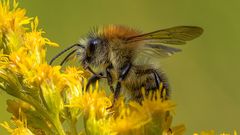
[106,65,114,93]
[108,63,131,108]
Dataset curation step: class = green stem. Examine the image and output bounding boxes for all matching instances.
[53,115,66,135]
[23,94,66,135]
[1,86,65,135]
[0,72,66,134]
[65,106,78,135]
[70,118,78,135]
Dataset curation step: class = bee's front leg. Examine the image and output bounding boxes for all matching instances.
[86,72,103,91]
[108,63,132,109]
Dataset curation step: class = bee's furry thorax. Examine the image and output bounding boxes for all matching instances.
[88,25,141,40]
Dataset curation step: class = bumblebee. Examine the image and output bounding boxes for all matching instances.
[50,25,203,105]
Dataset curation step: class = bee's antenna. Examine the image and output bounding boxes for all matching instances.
[49,43,85,65]
[60,49,78,66]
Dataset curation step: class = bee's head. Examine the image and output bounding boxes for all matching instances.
[81,25,140,68]
[81,37,109,68]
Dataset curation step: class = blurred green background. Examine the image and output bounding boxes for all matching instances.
[1,0,240,134]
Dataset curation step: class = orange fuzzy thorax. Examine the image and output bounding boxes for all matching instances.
[97,25,141,40]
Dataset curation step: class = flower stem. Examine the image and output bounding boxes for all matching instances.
[70,118,78,135]
[2,85,66,135]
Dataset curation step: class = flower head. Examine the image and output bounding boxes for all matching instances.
[0,105,34,135]
[0,0,32,54]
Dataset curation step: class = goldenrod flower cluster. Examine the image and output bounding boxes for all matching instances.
[0,1,182,134]
[0,1,237,135]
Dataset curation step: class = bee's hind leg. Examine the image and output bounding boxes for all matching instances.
[152,70,169,99]
[140,69,169,100]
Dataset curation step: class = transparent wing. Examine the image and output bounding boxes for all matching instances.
[132,26,203,64]
[141,44,182,57]
[127,26,203,45]
[134,43,182,65]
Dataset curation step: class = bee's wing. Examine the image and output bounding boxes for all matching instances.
[126,26,203,45]
[139,44,182,58]
[131,26,203,64]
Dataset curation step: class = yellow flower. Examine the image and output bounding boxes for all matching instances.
[1,1,236,135]
[0,2,182,133]
[7,17,58,77]
[1,121,34,135]
[0,0,32,54]
[0,0,31,31]
[67,83,181,135]
[0,107,34,135]
[0,1,66,134]
[110,102,151,134]
[68,82,111,117]
[110,89,182,135]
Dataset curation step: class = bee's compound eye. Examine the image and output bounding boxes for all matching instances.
[89,38,101,46]
[87,38,101,55]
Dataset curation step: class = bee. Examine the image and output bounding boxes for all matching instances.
[50,25,203,105]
